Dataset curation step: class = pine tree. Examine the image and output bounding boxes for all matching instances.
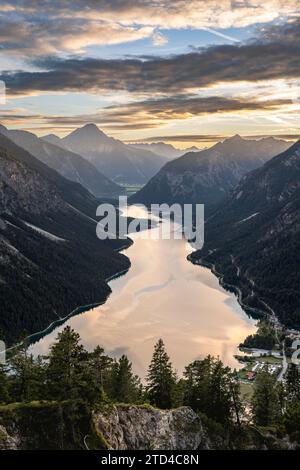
[251,365,281,426]
[46,326,88,401]
[146,339,176,409]
[283,400,300,442]
[89,346,113,399]
[110,355,142,403]
[183,356,242,425]
[8,347,45,402]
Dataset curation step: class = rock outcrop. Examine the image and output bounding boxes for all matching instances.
[0,425,20,450]
[94,404,210,450]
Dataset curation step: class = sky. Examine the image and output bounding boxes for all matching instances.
[0,0,300,148]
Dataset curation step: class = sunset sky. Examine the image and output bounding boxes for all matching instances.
[0,0,300,148]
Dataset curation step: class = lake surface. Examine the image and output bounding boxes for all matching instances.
[30,205,256,378]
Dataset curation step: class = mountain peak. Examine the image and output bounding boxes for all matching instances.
[43,133,59,139]
[65,123,107,140]
[226,134,244,142]
[41,133,61,145]
[81,123,106,135]
[83,123,98,130]
[62,123,110,150]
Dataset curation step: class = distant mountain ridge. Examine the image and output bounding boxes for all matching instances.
[129,142,199,159]
[56,124,169,184]
[190,140,300,329]
[130,135,291,209]
[0,124,121,198]
[0,133,130,344]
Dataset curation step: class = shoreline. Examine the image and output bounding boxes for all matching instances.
[186,253,285,358]
[187,253,269,321]
[9,227,289,366]
[7,239,133,354]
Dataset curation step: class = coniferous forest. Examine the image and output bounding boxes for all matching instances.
[0,327,299,450]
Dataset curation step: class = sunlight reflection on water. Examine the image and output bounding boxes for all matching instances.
[29,205,256,378]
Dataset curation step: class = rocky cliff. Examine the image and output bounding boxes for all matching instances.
[0,424,20,450]
[0,402,298,450]
[94,404,210,450]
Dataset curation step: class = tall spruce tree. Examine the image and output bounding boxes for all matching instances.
[46,326,89,401]
[110,355,142,403]
[251,365,281,426]
[89,346,113,399]
[183,356,242,425]
[146,339,176,409]
[8,348,45,402]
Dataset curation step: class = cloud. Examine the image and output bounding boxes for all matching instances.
[3,1,300,29]
[0,1,299,57]
[2,34,300,96]
[152,31,168,47]
[1,16,300,96]
[98,95,292,126]
[0,17,156,56]
[0,95,291,131]
[1,8,299,137]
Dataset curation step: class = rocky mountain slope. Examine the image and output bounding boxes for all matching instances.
[130,135,291,209]
[58,124,168,184]
[0,134,130,344]
[0,124,121,198]
[190,140,300,329]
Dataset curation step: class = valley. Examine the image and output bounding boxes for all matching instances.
[1,0,300,453]
[29,205,257,377]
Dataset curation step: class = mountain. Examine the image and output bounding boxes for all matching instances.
[130,135,291,209]
[0,124,121,198]
[129,142,199,160]
[60,124,168,184]
[0,133,130,344]
[41,133,63,146]
[190,140,300,329]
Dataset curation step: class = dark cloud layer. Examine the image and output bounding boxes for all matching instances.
[2,36,300,96]
[0,95,291,136]
[103,95,291,119]
[0,6,299,136]
[1,95,285,130]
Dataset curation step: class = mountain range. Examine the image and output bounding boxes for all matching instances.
[0,133,130,344]
[46,124,171,184]
[130,135,291,210]
[1,121,299,343]
[0,124,122,198]
[129,142,199,160]
[190,140,300,329]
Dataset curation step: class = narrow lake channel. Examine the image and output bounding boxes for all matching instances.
[30,205,256,378]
